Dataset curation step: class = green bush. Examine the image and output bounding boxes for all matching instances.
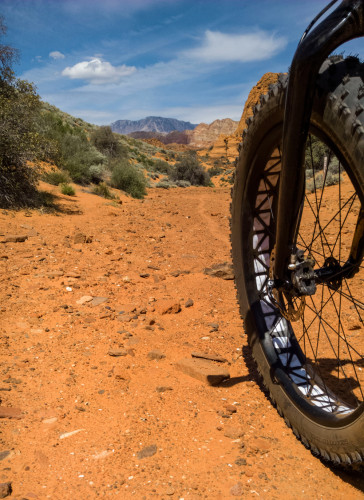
[89,164,105,183]
[36,111,106,185]
[169,152,210,186]
[325,171,342,186]
[208,165,223,177]
[0,18,45,208]
[155,180,176,189]
[43,170,71,185]
[92,182,115,199]
[60,183,75,196]
[175,180,191,188]
[91,126,128,158]
[110,159,147,199]
[151,159,172,175]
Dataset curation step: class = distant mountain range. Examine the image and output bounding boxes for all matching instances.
[129,118,239,147]
[110,116,197,135]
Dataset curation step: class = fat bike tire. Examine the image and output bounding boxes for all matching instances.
[231,56,364,466]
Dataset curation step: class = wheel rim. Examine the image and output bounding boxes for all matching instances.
[246,129,363,422]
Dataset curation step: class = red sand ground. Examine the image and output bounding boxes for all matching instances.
[0,182,363,499]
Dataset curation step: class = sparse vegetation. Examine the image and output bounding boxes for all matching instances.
[92,182,116,199]
[169,152,210,186]
[110,159,147,199]
[155,180,176,189]
[0,17,45,207]
[60,183,75,196]
[151,159,172,175]
[43,170,71,186]
[91,126,128,158]
[208,165,223,177]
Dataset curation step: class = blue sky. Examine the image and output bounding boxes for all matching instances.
[1,0,363,125]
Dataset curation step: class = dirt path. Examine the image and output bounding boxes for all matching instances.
[0,184,363,499]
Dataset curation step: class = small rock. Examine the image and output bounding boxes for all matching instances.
[185,298,194,308]
[235,458,247,466]
[230,482,243,496]
[156,386,173,393]
[148,350,166,361]
[223,403,237,414]
[47,271,64,278]
[165,486,175,496]
[176,358,230,385]
[76,295,93,305]
[73,233,92,244]
[170,270,180,277]
[0,482,12,498]
[223,425,244,439]
[250,437,270,453]
[0,407,22,419]
[65,271,81,278]
[139,273,150,278]
[158,300,181,315]
[203,262,234,280]
[0,451,10,461]
[42,417,57,424]
[348,323,361,331]
[208,322,219,332]
[59,429,85,439]
[108,350,127,357]
[137,444,157,459]
[1,234,28,243]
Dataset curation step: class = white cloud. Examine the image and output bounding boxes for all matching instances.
[49,51,65,60]
[183,30,287,63]
[62,58,136,84]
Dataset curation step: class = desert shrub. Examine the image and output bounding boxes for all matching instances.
[169,152,210,186]
[208,165,223,177]
[60,183,75,196]
[325,171,342,186]
[151,159,172,175]
[110,159,147,199]
[89,164,104,183]
[328,156,340,174]
[61,135,106,184]
[91,126,128,158]
[305,168,314,179]
[155,180,176,189]
[43,170,71,185]
[175,180,191,188]
[36,111,107,184]
[92,182,115,199]
[0,18,46,207]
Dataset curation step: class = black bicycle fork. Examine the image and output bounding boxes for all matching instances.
[273,0,364,289]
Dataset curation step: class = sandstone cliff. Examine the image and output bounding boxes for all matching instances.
[207,72,281,161]
[188,118,238,147]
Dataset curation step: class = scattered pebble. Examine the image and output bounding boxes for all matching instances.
[148,350,166,361]
[59,429,85,439]
[230,482,244,496]
[108,349,128,357]
[0,482,12,498]
[223,425,245,439]
[76,295,93,305]
[137,444,157,459]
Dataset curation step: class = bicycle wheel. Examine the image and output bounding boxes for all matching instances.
[231,56,364,465]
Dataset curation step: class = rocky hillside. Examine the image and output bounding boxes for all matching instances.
[207,72,281,160]
[187,118,238,147]
[130,118,238,148]
[111,116,197,135]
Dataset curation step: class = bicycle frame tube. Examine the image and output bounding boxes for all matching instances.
[273,0,364,282]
